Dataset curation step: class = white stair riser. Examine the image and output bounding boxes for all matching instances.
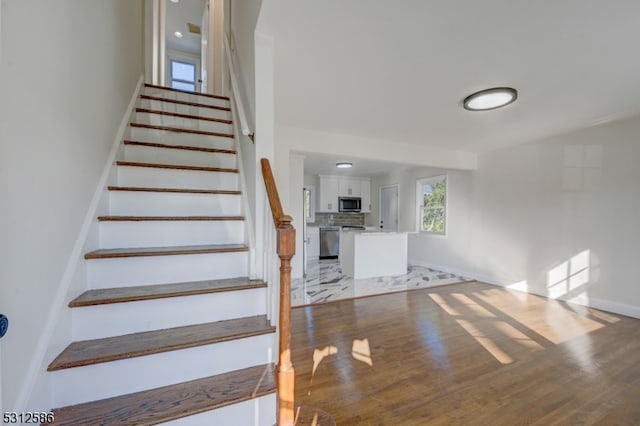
[72,288,267,340]
[109,191,242,216]
[141,88,229,109]
[163,394,276,426]
[135,112,233,134]
[117,166,239,190]
[99,220,245,248]
[51,334,273,407]
[130,126,235,149]
[87,252,248,288]
[124,145,237,169]
[138,99,232,121]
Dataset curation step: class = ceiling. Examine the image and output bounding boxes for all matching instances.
[259,0,640,176]
[165,0,206,55]
[298,151,412,177]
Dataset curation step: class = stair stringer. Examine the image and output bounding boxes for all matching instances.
[16,76,145,414]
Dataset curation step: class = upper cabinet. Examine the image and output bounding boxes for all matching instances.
[318,175,340,212]
[318,175,371,213]
[339,178,362,197]
[361,179,371,213]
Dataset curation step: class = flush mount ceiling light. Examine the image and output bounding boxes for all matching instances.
[169,0,179,3]
[336,162,353,169]
[463,87,518,111]
[174,31,183,38]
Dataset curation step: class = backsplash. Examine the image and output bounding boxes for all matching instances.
[309,212,365,227]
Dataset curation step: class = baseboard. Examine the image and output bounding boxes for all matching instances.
[471,273,640,320]
[408,258,477,281]
[16,75,144,413]
[581,297,640,319]
[408,259,640,319]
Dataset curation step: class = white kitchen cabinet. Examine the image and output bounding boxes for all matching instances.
[306,226,320,259]
[339,178,361,197]
[360,179,371,212]
[318,175,372,212]
[318,175,339,212]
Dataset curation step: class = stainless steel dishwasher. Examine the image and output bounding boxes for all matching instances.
[319,227,340,259]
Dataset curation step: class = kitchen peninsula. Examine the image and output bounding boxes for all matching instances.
[340,231,408,279]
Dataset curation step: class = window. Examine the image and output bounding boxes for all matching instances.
[304,187,315,223]
[170,60,196,92]
[417,175,446,234]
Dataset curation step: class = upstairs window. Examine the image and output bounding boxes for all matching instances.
[170,60,196,92]
[417,175,447,234]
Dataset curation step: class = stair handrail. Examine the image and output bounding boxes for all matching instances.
[224,33,254,141]
[260,158,295,426]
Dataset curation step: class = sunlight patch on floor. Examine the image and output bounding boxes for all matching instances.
[352,338,373,367]
[456,319,514,364]
[451,293,496,317]
[428,293,460,316]
[312,346,338,377]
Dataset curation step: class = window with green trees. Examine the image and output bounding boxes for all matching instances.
[417,175,446,234]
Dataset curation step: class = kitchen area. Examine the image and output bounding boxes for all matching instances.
[305,174,372,261]
[304,172,407,279]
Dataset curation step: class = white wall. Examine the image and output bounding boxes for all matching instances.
[276,125,478,171]
[0,0,144,411]
[371,167,474,275]
[289,155,305,278]
[385,116,640,318]
[229,0,264,261]
[0,1,4,414]
[230,0,262,127]
[467,116,640,317]
[208,0,226,95]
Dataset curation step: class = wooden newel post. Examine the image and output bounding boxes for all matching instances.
[260,159,297,425]
[277,215,296,426]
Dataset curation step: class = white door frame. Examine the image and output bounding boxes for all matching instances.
[379,184,399,232]
[200,1,209,93]
[150,0,166,86]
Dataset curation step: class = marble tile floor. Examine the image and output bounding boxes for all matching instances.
[292,259,472,307]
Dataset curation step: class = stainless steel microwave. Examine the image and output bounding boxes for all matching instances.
[339,197,361,212]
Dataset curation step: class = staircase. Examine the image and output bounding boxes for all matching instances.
[45,84,277,425]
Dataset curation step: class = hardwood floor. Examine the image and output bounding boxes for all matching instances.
[291,282,640,425]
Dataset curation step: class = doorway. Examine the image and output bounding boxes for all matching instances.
[147,0,219,93]
[379,184,399,232]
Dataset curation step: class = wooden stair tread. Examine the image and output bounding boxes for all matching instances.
[124,139,236,154]
[84,244,248,260]
[144,83,230,101]
[107,186,241,194]
[69,277,267,307]
[135,108,233,124]
[130,122,234,138]
[48,315,274,371]
[97,215,244,222]
[139,94,230,111]
[116,161,238,173]
[47,363,275,425]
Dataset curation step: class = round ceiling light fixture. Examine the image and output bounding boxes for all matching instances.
[463,87,518,111]
[336,162,353,169]
[174,31,183,38]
